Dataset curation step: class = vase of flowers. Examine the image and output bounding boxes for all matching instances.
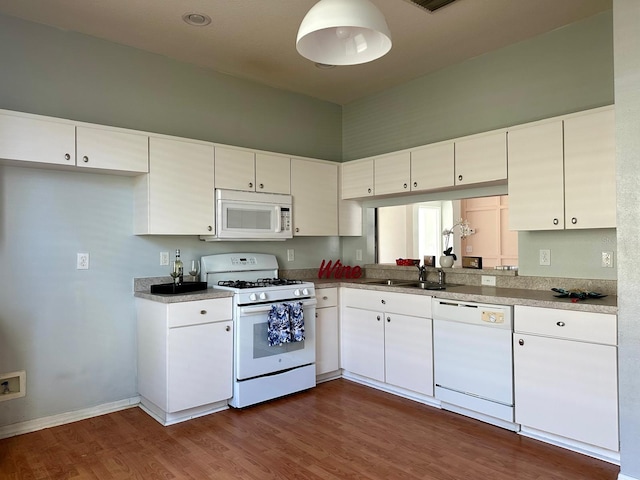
[439,247,456,268]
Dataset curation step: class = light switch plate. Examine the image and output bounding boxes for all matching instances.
[481,275,496,286]
[287,249,295,262]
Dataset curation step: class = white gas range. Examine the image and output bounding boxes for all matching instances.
[201,253,316,408]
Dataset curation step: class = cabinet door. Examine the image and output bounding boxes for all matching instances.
[341,159,374,199]
[513,334,618,451]
[255,153,290,194]
[508,121,564,230]
[76,126,148,174]
[214,146,255,191]
[316,306,340,375]
[374,152,411,195]
[455,131,507,185]
[0,113,75,166]
[410,142,454,192]
[168,320,233,412]
[138,137,214,235]
[291,159,338,236]
[341,307,384,382]
[385,313,433,396]
[564,108,616,229]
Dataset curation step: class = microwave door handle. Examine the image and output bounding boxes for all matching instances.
[275,206,282,232]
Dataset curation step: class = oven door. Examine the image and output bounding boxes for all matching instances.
[235,298,316,380]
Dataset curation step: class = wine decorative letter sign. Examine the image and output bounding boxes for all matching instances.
[318,259,362,279]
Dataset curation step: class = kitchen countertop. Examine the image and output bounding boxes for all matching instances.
[312,278,617,314]
[134,276,617,313]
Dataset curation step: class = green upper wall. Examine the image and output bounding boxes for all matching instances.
[342,10,614,161]
[0,14,342,162]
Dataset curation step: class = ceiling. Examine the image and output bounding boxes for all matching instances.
[0,0,612,105]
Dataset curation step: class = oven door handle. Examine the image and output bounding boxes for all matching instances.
[240,298,317,315]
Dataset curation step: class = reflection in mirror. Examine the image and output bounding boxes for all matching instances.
[376,195,518,268]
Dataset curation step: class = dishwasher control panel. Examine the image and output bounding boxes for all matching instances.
[482,311,504,324]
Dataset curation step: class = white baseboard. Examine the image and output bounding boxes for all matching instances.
[0,396,140,440]
[619,474,640,480]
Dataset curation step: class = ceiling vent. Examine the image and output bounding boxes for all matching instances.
[408,0,459,12]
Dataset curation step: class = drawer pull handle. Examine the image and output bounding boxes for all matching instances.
[413,181,417,188]
[315,312,318,318]
[83,155,89,163]
[225,325,231,332]
[376,315,381,321]
[458,174,463,181]
[403,183,408,189]
[553,218,559,225]
[249,182,253,188]
[367,188,372,193]
[381,299,386,304]
[208,225,213,231]
[518,339,524,346]
[387,317,391,322]
[322,296,328,300]
[200,310,207,315]
[64,153,71,160]
[556,321,566,327]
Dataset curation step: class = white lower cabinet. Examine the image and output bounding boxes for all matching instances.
[341,288,433,396]
[315,288,340,377]
[513,306,619,455]
[136,297,233,425]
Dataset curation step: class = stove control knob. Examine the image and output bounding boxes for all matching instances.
[302,288,309,296]
[294,289,301,296]
[259,292,267,300]
[249,293,257,301]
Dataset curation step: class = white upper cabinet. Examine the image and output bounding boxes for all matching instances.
[0,113,76,166]
[214,146,290,194]
[454,131,507,186]
[255,153,291,194]
[0,110,149,174]
[291,158,338,236]
[341,158,374,199]
[135,137,214,235]
[76,126,148,174]
[509,107,615,231]
[374,152,411,195]
[214,146,255,191]
[563,108,616,229]
[410,141,455,192]
[508,120,565,230]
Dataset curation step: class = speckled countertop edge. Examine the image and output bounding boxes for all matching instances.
[133,276,233,304]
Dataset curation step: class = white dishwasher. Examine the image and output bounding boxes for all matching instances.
[432,298,518,431]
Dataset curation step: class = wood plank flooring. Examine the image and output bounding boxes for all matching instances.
[0,379,620,479]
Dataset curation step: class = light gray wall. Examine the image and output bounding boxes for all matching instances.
[342,11,613,161]
[0,14,342,161]
[613,0,640,477]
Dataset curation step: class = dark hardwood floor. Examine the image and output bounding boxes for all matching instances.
[0,379,619,479]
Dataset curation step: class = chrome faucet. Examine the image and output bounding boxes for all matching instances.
[438,269,445,285]
[417,264,427,282]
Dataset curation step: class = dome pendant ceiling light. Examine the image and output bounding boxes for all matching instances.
[296,0,392,66]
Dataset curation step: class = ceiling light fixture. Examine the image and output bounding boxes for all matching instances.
[296,0,392,66]
[182,12,212,27]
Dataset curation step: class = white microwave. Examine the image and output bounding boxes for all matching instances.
[203,189,293,241]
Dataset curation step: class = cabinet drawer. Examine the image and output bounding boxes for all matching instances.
[316,287,338,308]
[343,288,431,318]
[168,298,233,328]
[514,305,616,345]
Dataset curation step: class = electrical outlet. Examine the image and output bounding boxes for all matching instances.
[465,245,473,253]
[355,249,363,261]
[539,249,551,266]
[481,275,496,286]
[287,249,295,262]
[77,253,89,270]
[602,251,614,268]
[160,251,169,266]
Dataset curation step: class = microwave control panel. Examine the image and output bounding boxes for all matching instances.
[281,207,291,232]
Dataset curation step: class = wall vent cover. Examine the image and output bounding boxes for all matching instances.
[408,0,458,12]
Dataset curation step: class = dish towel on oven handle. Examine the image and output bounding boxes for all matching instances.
[267,302,304,346]
[289,301,305,342]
